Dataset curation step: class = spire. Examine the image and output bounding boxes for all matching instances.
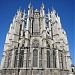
[16,6,22,15]
[23,9,26,20]
[16,6,22,20]
[57,13,58,17]
[19,6,21,11]
[41,2,44,10]
[48,8,50,15]
[48,9,51,20]
[17,6,21,13]
[28,2,31,9]
[52,6,56,14]
[57,13,61,23]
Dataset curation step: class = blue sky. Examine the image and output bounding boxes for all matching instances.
[0,0,74,65]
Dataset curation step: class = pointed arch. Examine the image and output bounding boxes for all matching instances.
[47,50,50,68]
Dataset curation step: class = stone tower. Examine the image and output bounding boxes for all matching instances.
[0,3,73,75]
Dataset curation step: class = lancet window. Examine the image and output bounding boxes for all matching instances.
[53,49,56,68]
[14,50,18,67]
[33,49,38,67]
[47,50,50,68]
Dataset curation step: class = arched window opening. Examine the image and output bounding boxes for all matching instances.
[39,49,42,67]
[53,50,56,68]
[26,48,30,68]
[14,50,18,67]
[47,50,50,68]
[33,49,38,67]
[19,50,24,67]
[72,68,74,72]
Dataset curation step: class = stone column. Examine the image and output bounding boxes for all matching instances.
[30,48,33,68]
[43,48,47,68]
[65,54,67,69]
[48,9,52,38]
[21,20,25,38]
[38,49,39,68]
[42,48,44,69]
[63,53,66,70]
[5,51,9,68]
[11,49,15,68]
[30,19,33,35]
[56,49,60,68]
[17,48,20,67]
[50,49,53,68]
[23,48,27,68]
[1,52,6,68]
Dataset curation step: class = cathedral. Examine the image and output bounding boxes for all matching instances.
[0,3,73,75]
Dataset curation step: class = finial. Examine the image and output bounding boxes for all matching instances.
[42,2,44,5]
[23,9,25,15]
[28,2,31,9]
[23,9,26,19]
[57,13,60,23]
[19,6,21,11]
[24,9,25,13]
[48,8,50,13]
[52,6,56,13]
[16,6,21,14]
[52,6,54,11]
[57,13,58,17]
[41,2,44,9]
[31,5,33,9]
[30,2,31,5]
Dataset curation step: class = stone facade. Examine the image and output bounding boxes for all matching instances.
[0,3,73,75]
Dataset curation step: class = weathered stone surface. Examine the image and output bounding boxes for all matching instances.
[0,3,73,75]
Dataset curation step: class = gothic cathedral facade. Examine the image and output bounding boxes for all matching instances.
[0,3,73,75]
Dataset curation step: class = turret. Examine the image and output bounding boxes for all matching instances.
[25,3,32,47]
